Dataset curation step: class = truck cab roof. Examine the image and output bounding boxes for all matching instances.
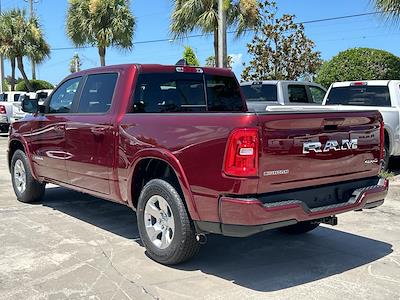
[68,64,235,78]
[330,80,400,87]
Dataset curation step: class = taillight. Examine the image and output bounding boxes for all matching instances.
[224,128,259,177]
[380,120,385,160]
[0,105,6,114]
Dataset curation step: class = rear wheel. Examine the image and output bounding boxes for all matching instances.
[381,141,390,171]
[11,150,45,203]
[137,179,200,265]
[279,221,320,234]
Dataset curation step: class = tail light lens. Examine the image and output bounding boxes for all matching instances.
[380,120,385,160]
[0,105,6,114]
[224,128,259,177]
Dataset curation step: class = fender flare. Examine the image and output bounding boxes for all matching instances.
[383,124,394,155]
[126,148,200,220]
[8,135,39,180]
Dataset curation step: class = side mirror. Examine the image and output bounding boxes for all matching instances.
[21,96,39,113]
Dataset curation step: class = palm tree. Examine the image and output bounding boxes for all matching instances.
[66,0,136,67]
[0,9,50,92]
[0,10,19,91]
[28,18,50,81]
[170,0,259,67]
[373,0,400,19]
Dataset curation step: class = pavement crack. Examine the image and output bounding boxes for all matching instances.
[100,249,159,300]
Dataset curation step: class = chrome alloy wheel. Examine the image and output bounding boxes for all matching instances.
[14,159,26,194]
[144,195,175,250]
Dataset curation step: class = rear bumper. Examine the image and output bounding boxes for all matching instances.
[195,177,388,237]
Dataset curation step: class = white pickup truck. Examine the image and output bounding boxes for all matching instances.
[0,92,26,133]
[260,80,395,170]
[321,80,399,170]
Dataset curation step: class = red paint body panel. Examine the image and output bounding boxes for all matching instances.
[8,64,388,234]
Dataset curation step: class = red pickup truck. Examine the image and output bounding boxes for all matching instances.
[8,64,388,265]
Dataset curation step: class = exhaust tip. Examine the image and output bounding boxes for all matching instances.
[196,233,207,245]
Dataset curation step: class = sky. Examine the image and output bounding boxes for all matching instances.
[2,0,400,85]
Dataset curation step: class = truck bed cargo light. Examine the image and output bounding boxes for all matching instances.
[351,81,367,86]
[176,66,203,73]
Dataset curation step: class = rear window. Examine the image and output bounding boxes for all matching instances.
[0,94,8,102]
[326,86,391,107]
[132,73,244,113]
[205,74,244,111]
[241,84,278,102]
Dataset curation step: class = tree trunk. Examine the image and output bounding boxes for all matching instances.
[10,58,16,91]
[17,56,33,92]
[98,46,106,66]
[31,58,36,80]
[214,28,219,67]
[223,26,228,68]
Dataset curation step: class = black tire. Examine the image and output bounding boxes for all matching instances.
[137,179,200,265]
[279,221,320,234]
[0,124,9,133]
[11,150,45,203]
[381,141,390,171]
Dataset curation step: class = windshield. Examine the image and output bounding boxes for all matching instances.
[326,86,391,107]
[241,84,278,102]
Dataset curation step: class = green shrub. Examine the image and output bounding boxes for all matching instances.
[183,46,200,66]
[16,79,54,92]
[315,48,400,88]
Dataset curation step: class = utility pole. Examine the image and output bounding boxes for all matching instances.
[75,55,78,73]
[25,0,37,80]
[0,0,4,93]
[217,0,227,68]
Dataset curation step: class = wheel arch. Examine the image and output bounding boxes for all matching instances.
[127,149,199,220]
[384,126,393,155]
[8,138,37,180]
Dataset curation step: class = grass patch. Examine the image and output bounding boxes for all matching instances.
[380,170,395,180]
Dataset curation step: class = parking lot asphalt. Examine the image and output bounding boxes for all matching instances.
[0,133,399,300]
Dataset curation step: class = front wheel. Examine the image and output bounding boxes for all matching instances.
[137,179,200,265]
[11,150,45,203]
[279,221,320,234]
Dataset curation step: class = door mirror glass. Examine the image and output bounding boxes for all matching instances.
[21,96,38,113]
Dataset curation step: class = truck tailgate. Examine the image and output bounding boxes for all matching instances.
[257,110,382,194]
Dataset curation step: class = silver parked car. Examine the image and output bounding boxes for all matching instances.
[241,80,327,112]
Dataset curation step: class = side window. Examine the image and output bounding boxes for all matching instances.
[133,73,206,113]
[13,94,20,102]
[309,86,326,104]
[288,85,309,103]
[48,77,81,114]
[77,73,118,113]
